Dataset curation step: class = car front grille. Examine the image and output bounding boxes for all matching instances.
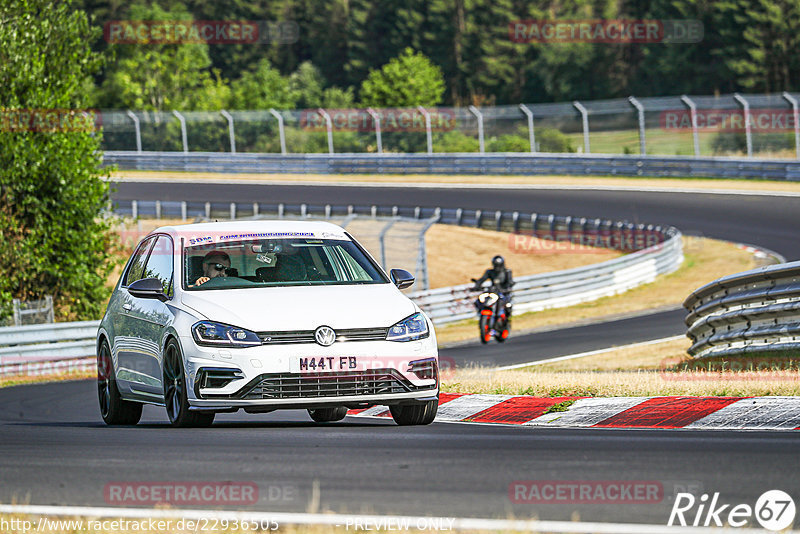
[258,327,389,345]
[241,369,414,399]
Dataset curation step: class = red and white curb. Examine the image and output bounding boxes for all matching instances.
[349,394,800,430]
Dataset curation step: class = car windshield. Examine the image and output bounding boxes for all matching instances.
[183,237,388,290]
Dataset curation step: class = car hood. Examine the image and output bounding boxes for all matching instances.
[180,283,417,331]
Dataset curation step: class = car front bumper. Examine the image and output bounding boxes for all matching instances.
[179,334,439,410]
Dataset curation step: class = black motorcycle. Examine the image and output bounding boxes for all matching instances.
[470,280,512,344]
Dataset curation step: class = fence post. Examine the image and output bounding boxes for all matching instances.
[378,217,399,269]
[221,110,236,153]
[12,299,21,327]
[782,92,800,160]
[573,101,590,154]
[171,110,188,153]
[180,201,187,221]
[268,109,287,155]
[126,110,142,153]
[205,202,211,219]
[680,95,700,156]
[417,106,433,154]
[131,200,138,219]
[468,105,485,153]
[519,104,536,153]
[230,202,236,220]
[417,214,440,290]
[45,295,54,323]
[366,108,382,154]
[733,93,752,157]
[317,108,334,154]
[628,96,646,155]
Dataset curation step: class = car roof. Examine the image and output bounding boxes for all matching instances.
[149,219,350,242]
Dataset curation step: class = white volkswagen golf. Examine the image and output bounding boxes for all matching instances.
[97,220,439,427]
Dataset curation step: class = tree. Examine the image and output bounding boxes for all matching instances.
[359,48,446,107]
[0,0,116,321]
[98,2,215,110]
[229,58,296,110]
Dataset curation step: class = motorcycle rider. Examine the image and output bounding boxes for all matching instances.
[472,255,514,319]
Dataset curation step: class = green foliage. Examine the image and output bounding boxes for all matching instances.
[99,2,216,110]
[360,48,446,107]
[0,0,116,321]
[74,0,800,108]
[290,61,355,109]
[229,58,297,110]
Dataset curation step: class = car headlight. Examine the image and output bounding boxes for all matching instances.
[192,321,261,348]
[386,312,430,342]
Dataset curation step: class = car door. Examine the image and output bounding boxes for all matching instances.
[113,235,156,392]
[119,235,175,398]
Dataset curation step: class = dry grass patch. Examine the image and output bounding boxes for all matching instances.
[0,369,94,388]
[534,337,691,372]
[442,367,800,397]
[425,225,618,288]
[114,170,800,194]
[435,236,756,345]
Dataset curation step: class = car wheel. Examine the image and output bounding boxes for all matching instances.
[163,338,215,428]
[389,399,438,426]
[308,406,348,422]
[479,315,491,344]
[97,340,142,425]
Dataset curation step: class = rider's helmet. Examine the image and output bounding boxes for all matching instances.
[491,255,505,269]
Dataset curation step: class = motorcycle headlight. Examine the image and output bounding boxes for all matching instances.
[192,321,262,348]
[386,312,430,342]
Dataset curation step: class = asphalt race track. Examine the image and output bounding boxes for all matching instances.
[441,308,686,367]
[2,380,800,524]
[1,180,798,526]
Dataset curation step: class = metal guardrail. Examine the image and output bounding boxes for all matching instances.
[104,151,800,180]
[0,321,99,376]
[684,261,800,359]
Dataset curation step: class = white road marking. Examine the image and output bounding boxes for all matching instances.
[0,504,782,533]
[495,335,685,371]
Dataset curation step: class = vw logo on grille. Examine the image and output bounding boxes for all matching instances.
[314,326,336,346]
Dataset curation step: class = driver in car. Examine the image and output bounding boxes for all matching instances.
[192,251,231,286]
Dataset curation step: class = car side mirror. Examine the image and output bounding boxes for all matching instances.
[390,269,415,290]
[128,277,169,301]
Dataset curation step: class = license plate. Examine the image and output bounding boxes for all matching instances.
[294,356,358,373]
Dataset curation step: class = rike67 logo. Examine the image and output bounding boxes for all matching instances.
[669,490,796,531]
